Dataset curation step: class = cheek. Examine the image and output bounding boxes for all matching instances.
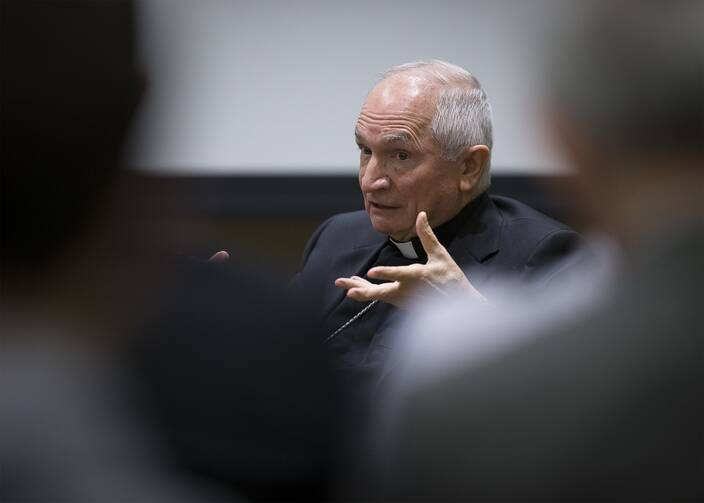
[414,175,458,212]
[397,172,434,205]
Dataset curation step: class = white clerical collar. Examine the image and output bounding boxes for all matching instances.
[389,237,420,259]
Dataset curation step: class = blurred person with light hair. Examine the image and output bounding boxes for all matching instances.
[372,1,704,500]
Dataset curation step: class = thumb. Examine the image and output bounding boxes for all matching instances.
[415,211,443,258]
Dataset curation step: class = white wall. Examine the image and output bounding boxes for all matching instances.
[130,0,569,175]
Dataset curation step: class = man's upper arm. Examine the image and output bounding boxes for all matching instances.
[298,216,334,272]
[290,216,336,293]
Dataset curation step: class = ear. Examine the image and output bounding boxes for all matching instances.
[457,145,490,193]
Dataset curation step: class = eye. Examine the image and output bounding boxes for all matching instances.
[394,151,409,161]
[357,144,372,156]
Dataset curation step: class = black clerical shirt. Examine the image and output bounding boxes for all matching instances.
[323,196,486,370]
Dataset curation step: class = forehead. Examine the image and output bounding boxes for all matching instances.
[355,74,437,142]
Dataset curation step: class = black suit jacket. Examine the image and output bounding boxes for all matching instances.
[295,192,588,368]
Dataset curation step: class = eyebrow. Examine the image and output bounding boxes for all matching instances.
[381,132,412,144]
[354,128,412,145]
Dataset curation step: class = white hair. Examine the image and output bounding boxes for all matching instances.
[380,60,494,194]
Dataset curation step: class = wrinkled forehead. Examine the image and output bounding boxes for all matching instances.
[355,74,438,145]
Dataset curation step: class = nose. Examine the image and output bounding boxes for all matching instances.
[360,155,390,193]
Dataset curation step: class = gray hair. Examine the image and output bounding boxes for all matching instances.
[380,60,494,194]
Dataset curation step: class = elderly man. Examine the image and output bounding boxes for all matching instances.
[296,60,585,375]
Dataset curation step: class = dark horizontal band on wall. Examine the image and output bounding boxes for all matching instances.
[134,173,582,224]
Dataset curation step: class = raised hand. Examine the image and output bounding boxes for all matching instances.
[334,211,485,308]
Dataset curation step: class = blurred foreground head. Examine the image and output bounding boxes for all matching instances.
[546,0,704,243]
[0,0,142,288]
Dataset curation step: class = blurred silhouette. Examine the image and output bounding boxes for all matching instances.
[129,260,344,501]
[0,1,200,500]
[1,0,342,501]
[373,1,704,500]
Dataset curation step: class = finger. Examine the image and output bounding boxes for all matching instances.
[334,276,373,289]
[347,281,399,302]
[209,250,230,263]
[367,264,422,282]
[415,211,444,259]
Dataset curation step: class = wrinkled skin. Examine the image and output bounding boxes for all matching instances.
[355,73,473,241]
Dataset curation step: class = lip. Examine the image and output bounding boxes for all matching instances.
[368,201,401,210]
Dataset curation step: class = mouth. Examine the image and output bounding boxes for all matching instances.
[368,201,401,211]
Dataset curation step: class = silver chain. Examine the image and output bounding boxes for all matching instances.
[324,299,380,344]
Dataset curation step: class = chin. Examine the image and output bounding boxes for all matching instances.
[369,216,410,240]
[369,215,395,236]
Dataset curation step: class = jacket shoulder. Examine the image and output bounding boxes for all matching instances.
[298,210,381,271]
[487,195,587,283]
[490,195,578,249]
[313,210,380,247]
[490,195,572,233]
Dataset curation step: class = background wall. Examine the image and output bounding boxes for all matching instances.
[129,0,569,175]
[125,0,584,272]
